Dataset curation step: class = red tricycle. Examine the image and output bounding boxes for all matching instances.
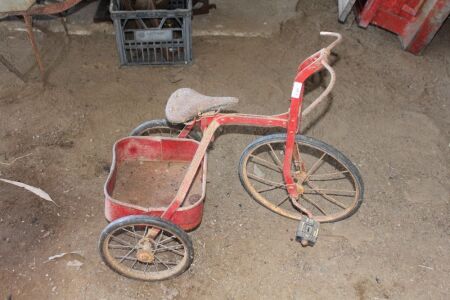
[99,32,364,281]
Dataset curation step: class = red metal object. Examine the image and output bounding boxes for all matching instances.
[104,32,342,235]
[104,137,207,231]
[356,0,450,54]
[2,0,83,79]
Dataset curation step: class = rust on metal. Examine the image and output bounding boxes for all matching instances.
[23,14,45,79]
[2,0,83,80]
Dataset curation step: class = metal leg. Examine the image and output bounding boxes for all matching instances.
[59,14,70,38]
[23,14,45,79]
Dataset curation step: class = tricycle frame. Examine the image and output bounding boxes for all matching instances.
[160,38,336,223]
[99,32,365,281]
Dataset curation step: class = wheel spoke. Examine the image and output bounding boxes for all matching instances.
[304,181,356,197]
[114,255,137,261]
[155,243,185,256]
[154,256,170,270]
[247,173,286,188]
[301,194,327,215]
[131,259,138,270]
[303,153,326,182]
[257,184,286,193]
[303,188,356,196]
[306,181,348,209]
[309,171,349,180]
[110,235,135,248]
[276,196,290,207]
[158,235,176,245]
[267,143,283,168]
[109,244,134,250]
[154,244,184,253]
[155,230,164,245]
[148,231,168,248]
[132,226,138,244]
[156,260,178,266]
[249,155,282,172]
[121,227,144,239]
[119,247,136,264]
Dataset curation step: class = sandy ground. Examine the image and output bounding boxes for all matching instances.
[0,1,449,299]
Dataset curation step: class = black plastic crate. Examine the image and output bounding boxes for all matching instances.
[110,0,192,65]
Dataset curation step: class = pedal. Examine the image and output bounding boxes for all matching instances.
[295,216,320,246]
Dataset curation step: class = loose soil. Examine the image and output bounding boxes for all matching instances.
[0,1,449,299]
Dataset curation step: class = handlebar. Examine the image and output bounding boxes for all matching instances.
[320,31,342,53]
[301,32,342,117]
[301,59,336,117]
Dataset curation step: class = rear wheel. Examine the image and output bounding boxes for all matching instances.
[99,216,194,281]
[239,134,364,223]
[130,119,201,140]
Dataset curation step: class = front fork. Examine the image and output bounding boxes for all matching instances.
[285,130,320,246]
[282,97,313,217]
[283,96,320,246]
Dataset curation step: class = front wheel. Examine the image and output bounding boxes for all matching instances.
[238,134,364,223]
[130,119,201,140]
[99,216,194,281]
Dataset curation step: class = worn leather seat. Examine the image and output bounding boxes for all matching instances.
[165,88,239,123]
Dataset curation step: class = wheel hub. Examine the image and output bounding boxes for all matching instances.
[294,170,308,183]
[136,249,154,263]
[296,183,305,194]
[136,238,154,263]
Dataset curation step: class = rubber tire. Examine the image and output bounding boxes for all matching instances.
[99,215,194,281]
[238,133,364,223]
[130,119,201,141]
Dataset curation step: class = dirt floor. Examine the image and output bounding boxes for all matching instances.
[0,1,449,299]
